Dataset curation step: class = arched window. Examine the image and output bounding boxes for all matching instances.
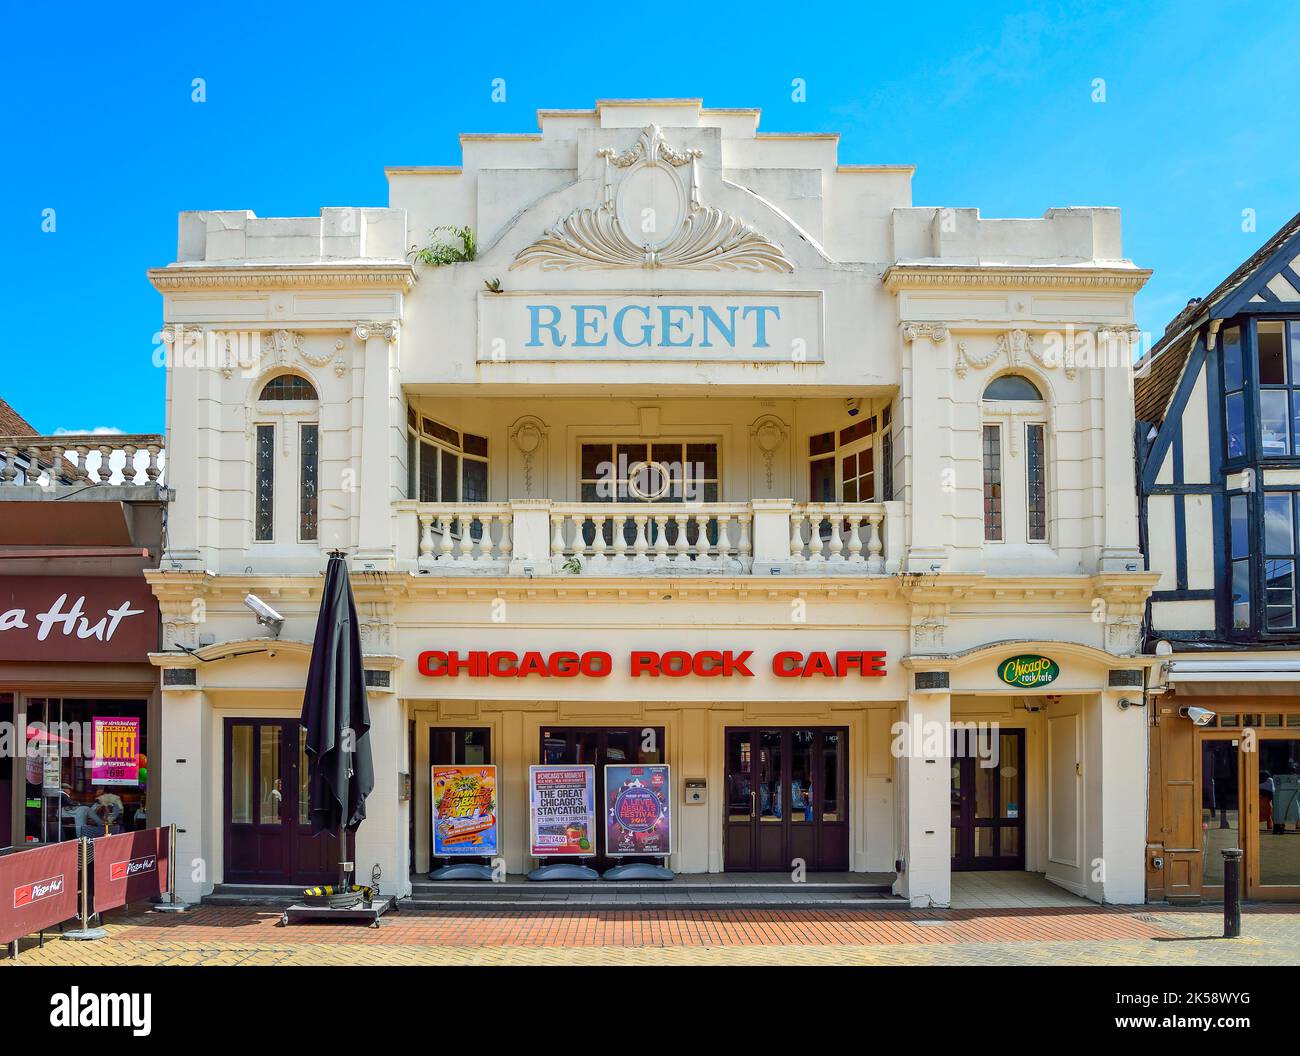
[253,374,319,544]
[259,374,318,401]
[980,375,1048,544]
[982,374,1042,401]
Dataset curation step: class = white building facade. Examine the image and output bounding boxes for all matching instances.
[148,99,1157,906]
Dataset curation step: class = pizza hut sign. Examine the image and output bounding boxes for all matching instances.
[13,874,65,909]
[109,855,157,882]
[0,576,158,662]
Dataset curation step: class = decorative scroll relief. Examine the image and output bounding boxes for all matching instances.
[510,124,794,274]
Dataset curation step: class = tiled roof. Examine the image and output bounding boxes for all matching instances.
[0,396,37,437]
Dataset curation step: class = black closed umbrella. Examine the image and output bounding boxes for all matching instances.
[301,552,374,897]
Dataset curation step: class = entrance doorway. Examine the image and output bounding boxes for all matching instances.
[723,727,848,871]
[538,726,664,870]
[1200,730,1300,899]
[223,718,337,885]
[950,728,1026,871]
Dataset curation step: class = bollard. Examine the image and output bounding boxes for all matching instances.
[1222,847,1242,938]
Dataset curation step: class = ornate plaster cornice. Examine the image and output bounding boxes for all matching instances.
[148,264,418,293]
[882,265,1152,294]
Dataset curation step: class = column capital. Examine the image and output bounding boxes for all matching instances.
[901,321,949,343]
[353,320,400,342]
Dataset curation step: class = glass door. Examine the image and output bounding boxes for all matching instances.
[951,728,1026,871]
[1246,734,1300,898]
[724,728,849,872]
[1199,734,1242,894]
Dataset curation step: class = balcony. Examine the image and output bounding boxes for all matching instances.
[393,499,903,577]
[0,434,166,495]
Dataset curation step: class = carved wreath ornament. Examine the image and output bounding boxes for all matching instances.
[510,125,794,274]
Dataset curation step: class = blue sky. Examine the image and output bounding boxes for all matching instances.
[2,0,1296,434]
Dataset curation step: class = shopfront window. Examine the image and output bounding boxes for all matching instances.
[22,698,149,844]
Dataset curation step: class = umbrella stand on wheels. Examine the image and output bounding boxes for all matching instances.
[281,552,395,928]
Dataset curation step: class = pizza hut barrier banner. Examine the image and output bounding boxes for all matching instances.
[92,828,168,913]
[0,841,79,945]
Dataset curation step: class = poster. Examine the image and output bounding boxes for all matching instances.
[91,717,140,787]
[529,765,595,857]
[432,765,498,856]
[605,763,671,857]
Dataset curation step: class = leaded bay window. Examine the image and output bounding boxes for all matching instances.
[253,372,319,544]
[982,424,1002,541]
[299,423,319,542]
[407,415,489,503]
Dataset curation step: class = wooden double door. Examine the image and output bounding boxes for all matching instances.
[724,727,849,872]
[1200,730,1300,900]
[223,718,337,885]
[951,728,1026,871]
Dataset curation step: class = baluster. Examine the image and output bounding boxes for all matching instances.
[72,446,91,482]
[738,514,753,560]
[25,446,42,487]
[497,514,513,563]
[97,444,113,484]
[611,512,628,567]
[591,513,608,569]
[0,446,15,484]
[467,517,484,563]
[695,514,711,563]
[551,514,566,560]
[633,514,649,564]
[653,513,670,565]
[866,511,885,573]
[790,510,804,562]
[146,444,163,483]
[437,514,454,562]
[827,515,844,562]
[808,510,827,563]
[122,443,138,485]
[846,515,864,563]
[418,514,435,561]
[716,513,732,561]
[49,445,66,490]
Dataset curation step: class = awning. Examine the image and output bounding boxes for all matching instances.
[1159,658,1300,696]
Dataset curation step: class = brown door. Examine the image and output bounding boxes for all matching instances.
[1245,733,1300,900]
[724,727,848,872]
[224,718,337,885]
[951,728,1026,871]
[537,726,664,870]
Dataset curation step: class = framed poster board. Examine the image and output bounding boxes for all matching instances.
[529,765,596,857]
[605,763,671,857]
[432,766,498,857]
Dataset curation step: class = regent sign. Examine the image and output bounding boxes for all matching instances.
[478,292,823,363]
[418,648,886,679]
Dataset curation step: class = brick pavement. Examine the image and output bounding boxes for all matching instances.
[4,901,1299,966]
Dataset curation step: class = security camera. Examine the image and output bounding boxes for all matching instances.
[243,593,284,637]
[1179,705,1216,727]
[846,398,862,417]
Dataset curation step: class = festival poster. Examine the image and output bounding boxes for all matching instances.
[529,765,595,857]
[432,765,498,857]
[90,717,141,787]
[604,763,672,857]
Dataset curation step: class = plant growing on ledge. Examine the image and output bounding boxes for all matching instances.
[408,225,477,266]
[561,555,583,575]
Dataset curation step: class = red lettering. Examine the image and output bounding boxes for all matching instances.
[630,651,660,677]
[489,651,518,676]
[802,651,836,677]
[549,652,580,677]
[773,651,801,677]
[724,650,754,677]
[694,651,723,676]
[580,652,613,677]
[517,651,549,677]
[418,650,448,676]
[661,651,691,677]
[864,650,887,676]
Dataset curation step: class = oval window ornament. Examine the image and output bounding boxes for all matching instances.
[997,654,1059,688]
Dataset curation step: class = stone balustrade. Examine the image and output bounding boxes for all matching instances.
[0,434,166,490]
[394,498,903,576]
